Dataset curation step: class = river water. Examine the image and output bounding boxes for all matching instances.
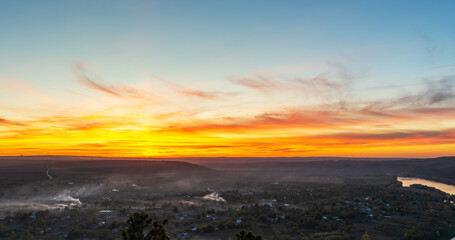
[397,177,455,240]
[397,177,455,195]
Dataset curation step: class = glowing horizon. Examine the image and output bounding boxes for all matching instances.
[1,1,455,158]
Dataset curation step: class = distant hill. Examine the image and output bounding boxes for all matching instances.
[0,159,216,188]
[1,155,454,185]
[50,160,216,178]
[0,155,408,164]
[180,156,409,166]
[202,156,455,184]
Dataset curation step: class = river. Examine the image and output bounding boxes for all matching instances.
[397,177,455,240]
[397,177,455,195]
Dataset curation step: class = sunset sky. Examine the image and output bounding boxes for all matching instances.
[1,1,455,157]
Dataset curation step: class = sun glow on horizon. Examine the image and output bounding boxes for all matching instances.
[1,61,455,158]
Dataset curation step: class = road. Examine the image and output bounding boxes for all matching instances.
[46,168,53,180]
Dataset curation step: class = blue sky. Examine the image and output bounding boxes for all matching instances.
[1,1,454,91]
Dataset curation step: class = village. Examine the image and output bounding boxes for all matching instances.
[1,175,454,240]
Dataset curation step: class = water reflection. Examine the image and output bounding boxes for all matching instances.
[397,177,455,195]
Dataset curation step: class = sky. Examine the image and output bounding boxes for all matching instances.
[1,0,455,158]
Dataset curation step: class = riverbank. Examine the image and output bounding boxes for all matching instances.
[397,176,455,195]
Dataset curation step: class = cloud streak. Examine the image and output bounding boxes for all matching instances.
[74,62,155,102]
[78,76,121,96]
[0,118,24,126]
[312,129,455,142]
[229,75,284,91]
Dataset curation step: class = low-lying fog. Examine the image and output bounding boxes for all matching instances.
[0,174,228,218]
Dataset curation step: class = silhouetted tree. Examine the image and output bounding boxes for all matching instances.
[361,232,371,240]
[19,228,36,240]
[122,212,169,240]
[235,230,262,240]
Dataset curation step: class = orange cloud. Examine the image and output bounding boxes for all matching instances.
[0,118,24,126]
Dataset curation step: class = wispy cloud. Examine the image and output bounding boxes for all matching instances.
[0,118,24,126]
[314,129,455,142]
[415,28,437,62]
[423,76,455,104]
[176,89,231,100]
[78,76,121,96]
[0,73,52,102]
[295,72,341,90]
[74,62,155,102]
[361,75,455,113]
[228,62,354,101]
[229,75,284,91]
[162,108,355,134]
